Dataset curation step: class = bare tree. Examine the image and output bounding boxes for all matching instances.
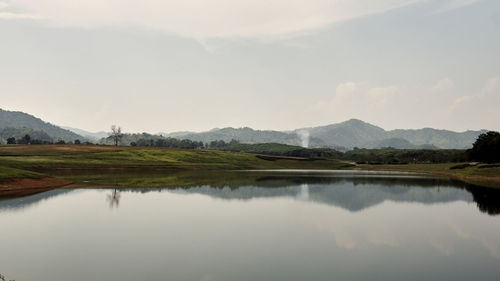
[108,125,123,146]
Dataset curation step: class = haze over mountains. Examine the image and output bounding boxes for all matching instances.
[0,108,487,149]
[166,119,485,149]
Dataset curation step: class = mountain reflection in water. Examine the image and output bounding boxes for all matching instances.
[1,171,499,215]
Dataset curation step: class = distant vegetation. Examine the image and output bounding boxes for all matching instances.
[207,139,342,158]
[2,133,492,165]
[205,140,470,164]
[0,127,53,143]
[342,148,468,164]
[132,137,204,149]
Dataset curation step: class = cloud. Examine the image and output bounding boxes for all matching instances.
[308,77,500,131]
[313,81,401,116]
[450,77,500,121]
[0,12,42,19]
[5,0,425,39]
[0,1,41,19]
[432,78,454,91]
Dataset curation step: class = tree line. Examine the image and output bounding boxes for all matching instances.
[3,134,86,145]
[3,127,499,164]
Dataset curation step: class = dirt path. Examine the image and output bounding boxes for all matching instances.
[0,177,72,197]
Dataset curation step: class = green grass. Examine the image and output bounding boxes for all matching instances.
[1,145,499,189]
[0,166,44,182]
[0,145,351,182]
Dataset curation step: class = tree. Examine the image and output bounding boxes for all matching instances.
[108,125,123,146]
[469,131,500,163]
[18,134,31,144]
[74,139,81,145]
[7,137,15,144]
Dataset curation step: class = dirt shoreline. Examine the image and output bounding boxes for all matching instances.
[0,177,73,197]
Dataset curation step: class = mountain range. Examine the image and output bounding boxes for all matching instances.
[166,119,485,149]
[0,108,487,149]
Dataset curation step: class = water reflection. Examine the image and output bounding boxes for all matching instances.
[297,184,310,201]
[107,189,121,209]
[1,171,500,281]
[1,171,499,215]
[102,172,500,215]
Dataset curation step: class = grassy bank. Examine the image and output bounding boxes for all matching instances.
[0,145,351,182]
[0,166,44,181]
[354,163,500,188]
[1,145,499,190]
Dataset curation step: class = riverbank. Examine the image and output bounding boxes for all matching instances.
[1,145,499,197]
[0,144,351,196]
[353,163,500,188]
[0,177,72,197]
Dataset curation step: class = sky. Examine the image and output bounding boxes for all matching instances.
[0,0,499,133]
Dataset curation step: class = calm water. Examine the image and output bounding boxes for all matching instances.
[1,170,500,281]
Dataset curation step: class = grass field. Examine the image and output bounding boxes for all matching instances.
[0,144,351,182]
[1,145,499,189]
[0,166,44,181]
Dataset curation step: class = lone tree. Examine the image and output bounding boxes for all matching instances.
[108,125,123,146]
[469,131,500,163]
[6,137,16,144]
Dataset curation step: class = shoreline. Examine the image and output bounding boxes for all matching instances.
[352,165,500,189]
[1,165,500,198]
[0,177,73,197]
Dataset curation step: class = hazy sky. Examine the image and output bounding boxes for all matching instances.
[1,0,499,133]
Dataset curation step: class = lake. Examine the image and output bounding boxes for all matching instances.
[1,170,500,281]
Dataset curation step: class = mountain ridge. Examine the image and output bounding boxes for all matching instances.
[168,119,487,149]
[0,108,85,142]
[0,109,488,149]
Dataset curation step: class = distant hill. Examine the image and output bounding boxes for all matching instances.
[171,119,486,149]
[62,126,108,141]
[0,108,487,149]
[295,119,486,149]
[173,127,326,147]
[387,128,483,149]
[0,108,85,142]
[297,119,387,148]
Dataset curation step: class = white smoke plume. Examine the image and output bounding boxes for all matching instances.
[297,130,310,148]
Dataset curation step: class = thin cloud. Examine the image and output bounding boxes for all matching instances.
[432,0,481,13]
[0,12,42,19]
[8,0,423,39]
[308,77,500,131]
[0,1,42,20]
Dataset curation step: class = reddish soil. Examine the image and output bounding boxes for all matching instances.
[0,144,131,153]
[0,177,72,197]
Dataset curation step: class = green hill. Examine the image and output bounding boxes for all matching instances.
[0,108,85,142]
[171,119,485,149]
